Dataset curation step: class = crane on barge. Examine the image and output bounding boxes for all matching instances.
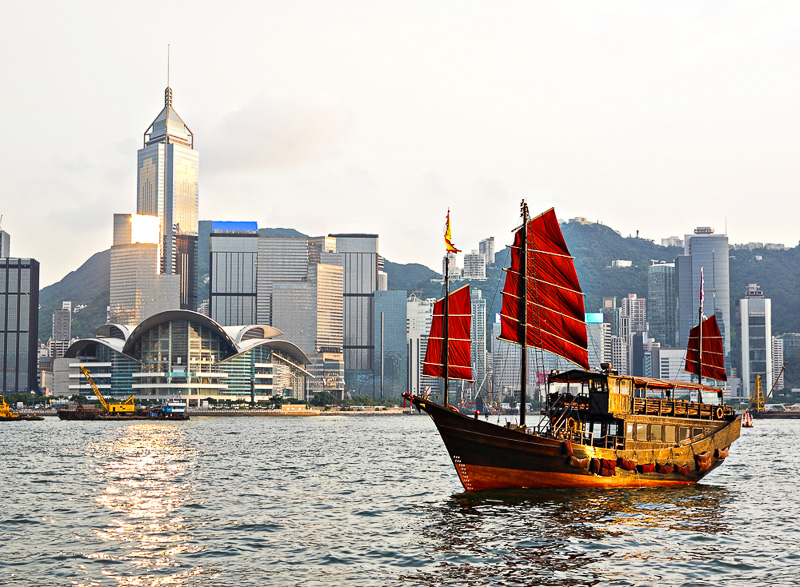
[80,366,135,415]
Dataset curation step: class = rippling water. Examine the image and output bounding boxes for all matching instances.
[1,415,799,585]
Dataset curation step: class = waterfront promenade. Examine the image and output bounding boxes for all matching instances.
[18,406,409,417]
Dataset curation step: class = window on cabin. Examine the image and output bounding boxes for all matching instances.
[679,427,690,441]
[665,426,676,443]
[626,422,634,439]
[651,425,663,442]
[608,422,619,436]
[636,423,648,441]
[692,428,704,438]
[590,422,601,439]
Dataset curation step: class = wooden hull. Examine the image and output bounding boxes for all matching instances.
[412,396,741,491]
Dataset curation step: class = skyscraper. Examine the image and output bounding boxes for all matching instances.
[0,230,9,258]
[329,234,379,390]
[109,214,180,325]
[479,237,495,265]
[0,257,39,392]
[740,283,772,397]
[137,86,199,310]
[373,290,408,399]
[471,290,487,395]
[648,262,678,346]
[677,227,731,355]
[50,301,72,360]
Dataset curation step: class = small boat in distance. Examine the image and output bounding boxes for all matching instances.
[404,202,740,491]
[742,412,754,427]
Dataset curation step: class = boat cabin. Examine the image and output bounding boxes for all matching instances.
[544,369,736,449]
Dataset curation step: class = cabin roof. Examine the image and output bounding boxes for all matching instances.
[548,369,724,392]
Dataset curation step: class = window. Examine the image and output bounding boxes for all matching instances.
[679,427,690,441]
[626,422,634,440]
[692,428,704,438]
[636,423,648,441]
[651,425,663,442]
[665,426,676,443]
[608,422,619,436]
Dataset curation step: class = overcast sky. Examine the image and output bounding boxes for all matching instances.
[2,1,800,286]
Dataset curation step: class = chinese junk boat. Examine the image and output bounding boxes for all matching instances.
[404,202,740,491]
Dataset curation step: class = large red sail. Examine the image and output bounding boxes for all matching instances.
[684,314,727,381]
[499,208,589,370]
[423,285,473,381]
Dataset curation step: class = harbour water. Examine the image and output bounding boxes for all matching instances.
[1,415,799,585]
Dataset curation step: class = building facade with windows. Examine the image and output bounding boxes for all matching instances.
[55,310,311,406]
[740,283,772,397]
[648,262,677,346]
[677,227,731,355]
[0,257,39,393]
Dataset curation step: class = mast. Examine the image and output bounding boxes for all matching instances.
[443,253,450,407]
[698,267,704,401]
[519,200,529,427]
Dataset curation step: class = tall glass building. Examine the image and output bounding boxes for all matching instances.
[647,262,678,347]
[0,258,39,392]
[677,228,731,356]
[329,234,379,389]
[137,86,199,310]
[373,290,407,399]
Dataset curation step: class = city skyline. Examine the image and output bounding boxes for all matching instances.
[4,2,800,287]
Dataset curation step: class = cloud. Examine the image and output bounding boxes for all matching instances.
[202,94,349,175]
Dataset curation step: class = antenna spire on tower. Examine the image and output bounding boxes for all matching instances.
[165,44,173,107]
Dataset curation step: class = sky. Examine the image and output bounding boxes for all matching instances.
[2,1,800,287]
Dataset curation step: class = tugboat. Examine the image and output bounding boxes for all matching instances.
[404,203,740,490]
[0,394,44,422]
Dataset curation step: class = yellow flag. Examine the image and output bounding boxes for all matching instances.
[444,209,461,253]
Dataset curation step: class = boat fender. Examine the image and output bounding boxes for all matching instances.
[561,440,574,457]
[600,458,617,470]
[617,457,636,471]
[695,451,712,471]
[715,407,724,420]
[656,463,674,474]
[599,465,616,477]
[637,463,656,474]
[569,456,589,469]
[589,458,601,474]
[674,464,691,475]
[714,446,729,459]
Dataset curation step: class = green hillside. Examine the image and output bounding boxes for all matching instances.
[39,249,110,342]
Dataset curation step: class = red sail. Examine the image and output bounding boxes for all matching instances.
[422,285,473,381]
[684,314,727,381]
[499,208,589,370]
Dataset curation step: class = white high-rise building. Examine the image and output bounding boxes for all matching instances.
[772,336,785,393]
[471,290,487,394]
[479,237,495,265]
[463,251,486,280]
[741,283,772,397]
[586,313,611,370]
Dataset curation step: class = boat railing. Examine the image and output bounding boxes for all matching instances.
[632,397,734,420]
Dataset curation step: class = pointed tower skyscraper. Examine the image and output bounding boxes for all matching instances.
[136,83,199,310]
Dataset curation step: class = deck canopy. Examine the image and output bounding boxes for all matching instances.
[548,370,725,393]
